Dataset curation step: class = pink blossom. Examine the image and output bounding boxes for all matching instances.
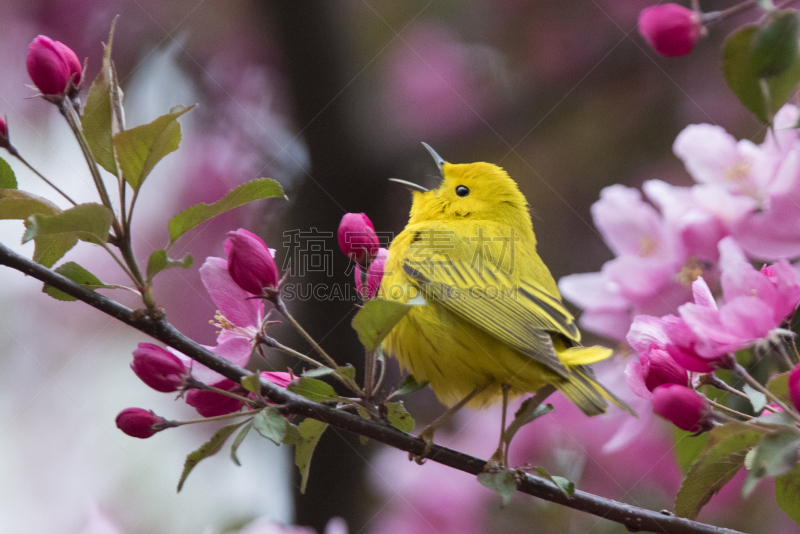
[26,35,82,95]
[355,248,388,299]
[185,378,243,417]
[627,313,713,374]
[337,213,379,267]
[225,229,280,295]
[199,256,264,345]
[115,408,167,439]
[625,346,688,399]
[638,4,702,57]
[130,342,187,392]
[651,384,709,432]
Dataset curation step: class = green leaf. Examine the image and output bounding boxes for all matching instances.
[302,367,335,378]
[390,374,429,399]
[252,407,288,445]
[23,203,114,245]
[743,428,800,496]
[146,249,193,280]
[743,383,768,413]
[767,372,791,404]
[503,400,555,444]
[533,467,575,498]
[0,157,17,189]
[42,262,114,301]
[230,421,253,466]
[385,401,415,433]
[477,469,517,506]
[283,422,302,445]
[0,189,59,220]
[351,298,420,351]
[295,418,328,494]
[675,423,766,519]
[81,20,119,176]
[674,428,710,474]
[723,24,800,123]
[750,11,799,78]
[113,105,194,191]
[240,372,262,394]
[287,377,340,403]
[335,364,357,382]
[776,464,800,525]
[177,422,243,492]
[167,178,284,246]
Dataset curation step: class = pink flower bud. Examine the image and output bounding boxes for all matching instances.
[224,229,280,295]
[642,346,688,391]
[26,35,83,95]
[131,343,188,392]
[115,408,166,439]
[789,365,800,412]
[261,371,292,388]
[0,115,7,140]
[185,378,243,417]
[356,248,388,299]
[338,213,379,267]
[638,4,701,57]
[651,384,709,432]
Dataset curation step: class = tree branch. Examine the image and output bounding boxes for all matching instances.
[0,241,745,534]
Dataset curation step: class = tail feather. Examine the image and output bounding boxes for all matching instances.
[556,365,636,417]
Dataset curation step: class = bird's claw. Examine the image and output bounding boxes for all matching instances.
[409,427,436,464]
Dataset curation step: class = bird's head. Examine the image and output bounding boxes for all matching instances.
[391,144,531,230]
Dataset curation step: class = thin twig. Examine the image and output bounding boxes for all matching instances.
[0,242,747,534]
[6,146,78,206]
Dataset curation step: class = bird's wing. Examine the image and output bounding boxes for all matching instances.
[402,258,580,377]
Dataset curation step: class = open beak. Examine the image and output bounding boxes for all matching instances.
[421,142,446,172]
[388,178,428,192]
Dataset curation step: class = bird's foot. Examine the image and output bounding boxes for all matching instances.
[409,426,436,464]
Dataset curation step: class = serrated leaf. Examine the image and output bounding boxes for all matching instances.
[146,249,193,280]
[113,105,194,191]
[390,374,429,399]
[751,11,799,78]
[0,157,17,189]
[43,261,114,301]
[743,428,800,496]
[767,372,791,404]
[723,24,800,123]
[287,377,340,403]
[81,20,118,176]
[23,203,114,245]
[351,298,420,351]
[240,372,262,394]
[230,421,253,466]
[283,422,302,445]
[743,383,768,413]
[477,470,517,506]
[533,467,574,498]
[295,418,328,494]
[674,428,710,474]
[776,464,800,525]
[385,401,415,433]
[177,422,243,492]
[0,189,59,220]
[503,400,554,444]
[167,178,284,246]
[675,423,766,518]
[253,407,288,445]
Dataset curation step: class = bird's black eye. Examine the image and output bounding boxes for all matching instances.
[455,185,469,197]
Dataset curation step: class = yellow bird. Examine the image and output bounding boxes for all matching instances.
[382,144,632,463]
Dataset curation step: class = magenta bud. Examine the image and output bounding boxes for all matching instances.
[261,371,292,388]
[641,346,688,392]
[26,35,83,95]
[338,213,379,267]
[131,343,188,393]
[356,248,388,299]
[651,384,709,432]
[115,408,166,439]
[789,365,800,413]
[638,4,701,57]
[224,228,280,295]
[185,378,243,417]
[0,115,7,141]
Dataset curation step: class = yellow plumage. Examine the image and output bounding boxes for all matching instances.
[381,159,630,415]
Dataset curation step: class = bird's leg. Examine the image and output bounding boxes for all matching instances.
[489,383,511,466]
[411,385,486,464]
